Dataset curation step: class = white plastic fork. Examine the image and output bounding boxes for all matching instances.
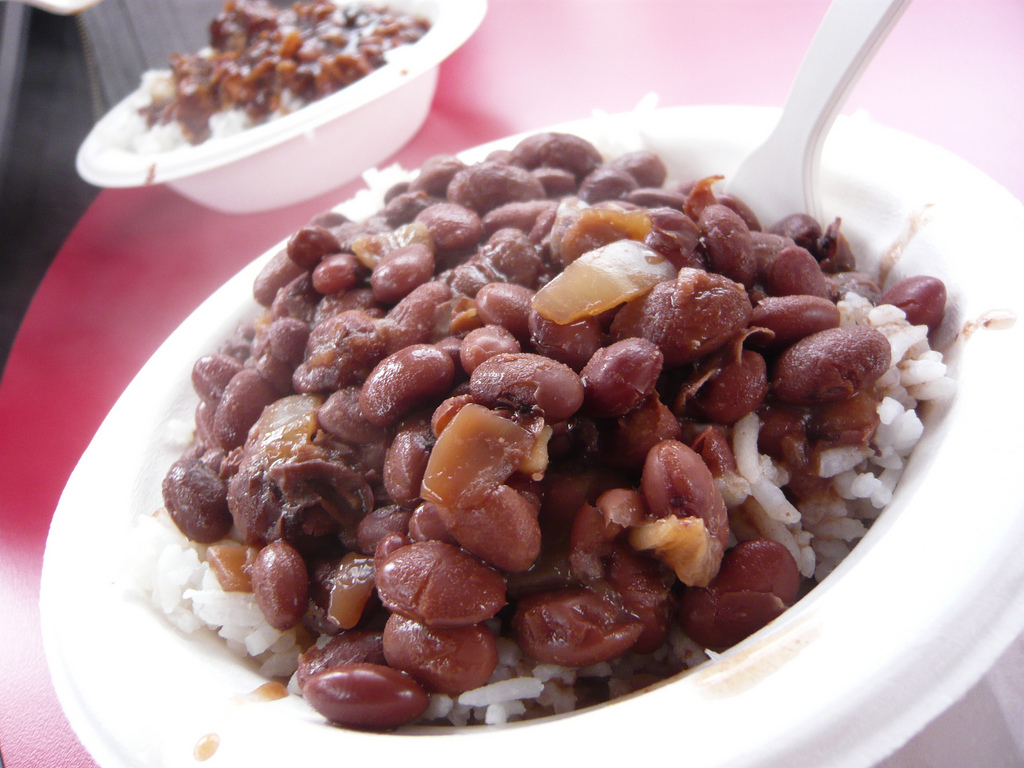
[726,0,911,226]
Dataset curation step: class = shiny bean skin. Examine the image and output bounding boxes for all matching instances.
[296,629,386,688]
[880,274,947,331]
[690,349,768,424]
[251,539,309,630]
[383,614,498,695]
[252,317,311,393]
[602,395,683,472]
[768,213,821,252]
[317,386,389,445]
[691,426,738,477]
[609,149,668,188]
[578,165,639,204]
[469,352,585,421]
[383,417,434,504]
[528,310,603,372]
[191,353,243,405]
[640,440,729,550]
[212,369,279,449]
[446,161,546,214]
[772,326,892,405]
[381,191,437,227]
[408,154,466,197]
[475,228,545,288]
[678,538,800,651]
[475,282,534,341]
[507,131,604,181]
[624,187,687,210]
[459,325,521,374]
[162,457,232,543]
[698,204,757,287]
[380,281,453,353]
[415,202,483,255]
[481,200,559,238]
[610,268,753,367]
[356,505,412,556]
[287,224,342,269]
[438,484,542,573]
[303,663,429,730]
[376,540,507,627]
[512,587,644,667]
[253,248,305,307]
[749,295,842,353]
[371,243,435,304]
[408,501,457,544]
[763,245,829,298]
[293,310,387,393]
[531,166,577,198]
[606,544,673,654]
[360,344,455,427]
[580,338,664,417]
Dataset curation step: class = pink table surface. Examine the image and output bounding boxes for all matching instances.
[2,1,1023,766]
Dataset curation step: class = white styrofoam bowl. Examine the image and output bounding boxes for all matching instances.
[75,0,487,214]
[44,106,1024,768]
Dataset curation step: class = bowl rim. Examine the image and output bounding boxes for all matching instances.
[75,0,487,188]
[46,104,1024,768]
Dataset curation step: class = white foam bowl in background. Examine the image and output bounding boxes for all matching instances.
[43,106,1024,768]
[74,0,487,214]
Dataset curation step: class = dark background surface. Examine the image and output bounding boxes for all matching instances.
[0,8,98,377]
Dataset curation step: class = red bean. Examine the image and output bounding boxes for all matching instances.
[763,245,829,298]
[475,282,534,341]
[459,325,521,374]
[578,165,639,204]
[360,344,455,427]
[251,539,309,630]
[212,369,279,449]
[768,213,821,252]
[642,441,727,528]
[469,352,584,421]
[772,326,891,405]
[191,353,243,406]
[438,485,542,573]
[610,268,753,367]
[446,161,546,214]
[609,149,668,188]
[507,131,604,181]
[382,417,434,505]
[375,540,507,627]
[292,310,386,393]
[254,248,305,307]
[678,539,800,650]
[512,587,643,667]
[699,204,757,286]
[580,338,664,417]
[287,224,342,269]
[383,614,498,695]
[409,154,466,197]
[528,310,602,372]
[162,457,232,543]
[296,630,386,688]
[317,386,389,445]
[302,663,428,730]
[880,274,947,331]
[689,349,768,425]
[749,295,842,353]
[370,243,435,304]
[415,202,483,255]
